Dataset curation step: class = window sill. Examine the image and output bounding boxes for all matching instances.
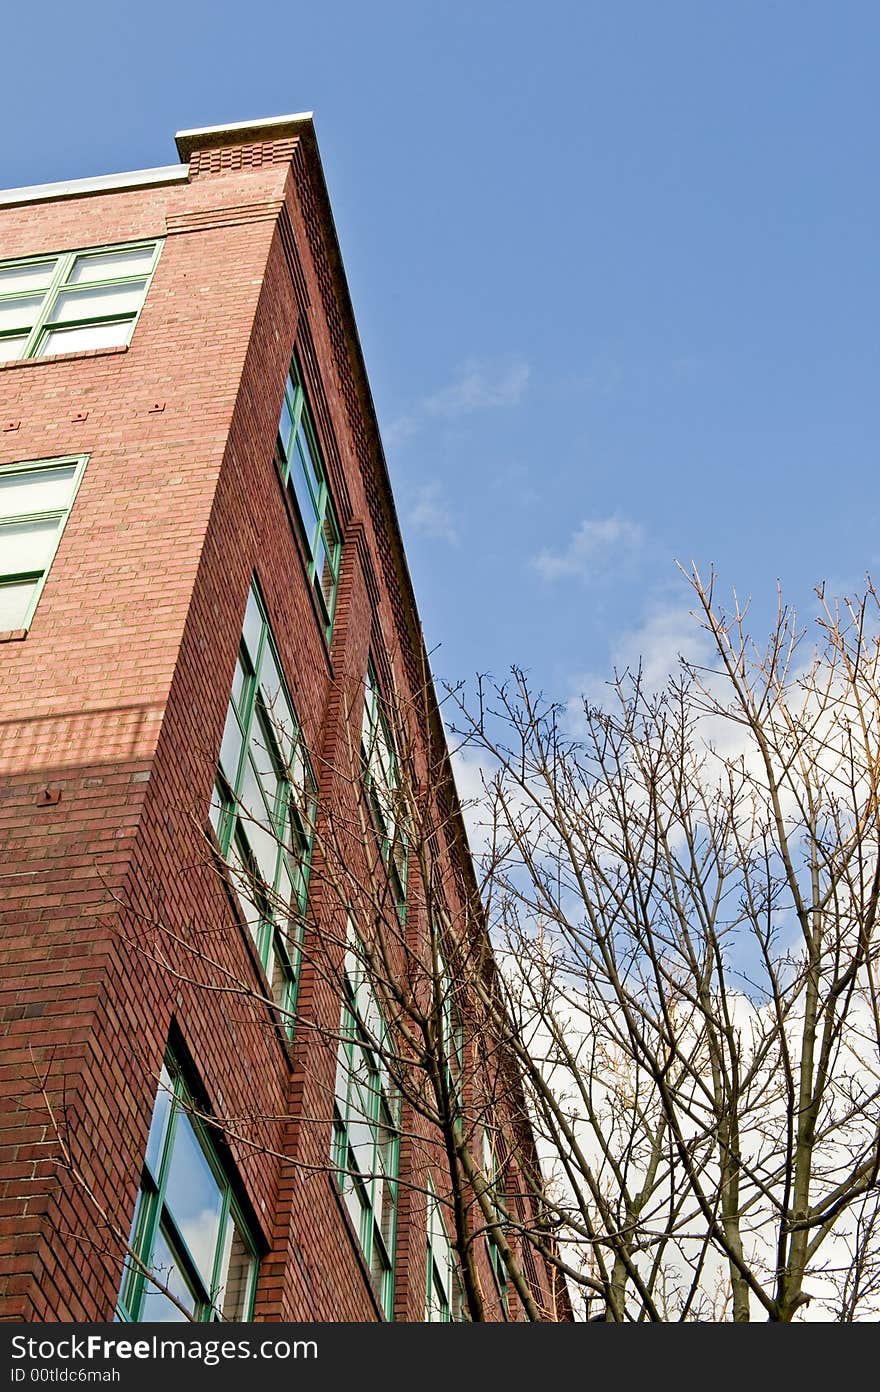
[0,344,129,371]
[0,628,27,643]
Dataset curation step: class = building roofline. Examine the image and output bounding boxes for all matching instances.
[174,113,314,161]
[0,164,189,209]
[0,114,317,207]
[284,123,485,887]
[0,109,480,923]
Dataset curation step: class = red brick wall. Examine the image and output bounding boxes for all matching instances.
[0,129,560,1323]
[0,154,292,1320]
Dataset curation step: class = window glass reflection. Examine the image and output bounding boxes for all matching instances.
[163,1112,224,1287]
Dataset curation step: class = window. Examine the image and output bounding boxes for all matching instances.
[0,240,161,361]
[484,1128,510,1316]
[488,1231,510,1316]
[209,582,317,1032]
[274,357,342,637]
[361,663,408,914]
[333,928,400,1319]
[425,1179,463,1322]
[118,1056,258,1322]
[436,941,464,1108]
[0,456,86,631]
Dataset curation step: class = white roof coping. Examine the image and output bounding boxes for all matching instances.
[0,164,189,209]
[175,113,314,160]
[0,115,316,208]
[175,112,313,142]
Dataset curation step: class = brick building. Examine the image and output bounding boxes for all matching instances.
[0,116,566,1323]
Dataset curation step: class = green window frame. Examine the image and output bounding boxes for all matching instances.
[118,1056,258,1323]
[436,941,464,1108]
[0,240,162,362]
[360,663,408,915]
[333,927,400,1319]
[488,1232,510,1316]
[209,581,317,1034]
[425,1178,464,1322]
[483,1128,510,1316]
[275,357,342,638]
[0,455,87,632]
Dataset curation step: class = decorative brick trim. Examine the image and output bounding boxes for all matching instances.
[165,199,284,235]
[347,520,381,614]
[278,202,310,313]
[189,140,299,178]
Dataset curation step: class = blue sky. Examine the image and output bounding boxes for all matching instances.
[5,1,878,707]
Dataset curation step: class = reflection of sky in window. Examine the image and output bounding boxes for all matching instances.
[219,1217,254,1319]
[144,1065,173,1178]
[291,450,319,546]
[252,709,282,807]
[296,423,320,496]
[241,590,262,663]
[140,1226,196,1322]
[163,1113,224,1285]
[279,391,294,455]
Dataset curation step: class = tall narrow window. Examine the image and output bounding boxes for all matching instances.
[484,1128,510,1316]
[0,455,86,631]
[333,928,400,1319]
[488,1230,510,1316]
[0,240,161,361]
[210,582,317,1032]
[118,1056,258,1323]
[274,358,342,638]
[436,941,464,1109]
[425,1179,463,1321]
[360,663,408,915]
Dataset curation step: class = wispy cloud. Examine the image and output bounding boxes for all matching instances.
[449,745,494,853]
[563,600,712,720]
[423,358,530,417]
[532,514,645,581]
[408,481,460,546]
[383,356,530,451]
[604,602,710,694]
[383,415,420,451]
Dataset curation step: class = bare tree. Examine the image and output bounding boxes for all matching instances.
[31,658,568,1323]
[448,568,880,1321]
[306,665,570,1321]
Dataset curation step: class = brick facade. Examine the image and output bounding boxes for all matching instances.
[0,118,566,1323]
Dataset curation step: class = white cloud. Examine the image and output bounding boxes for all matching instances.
[532,514,645,582]
[449,580,880,1319]
[449,745,495,853]
[608,601,711,693]
[383,414,419,451]
[408,481,460,546]
[423,358,530,417]
[382,356,530,452]
[564,600,713,718]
